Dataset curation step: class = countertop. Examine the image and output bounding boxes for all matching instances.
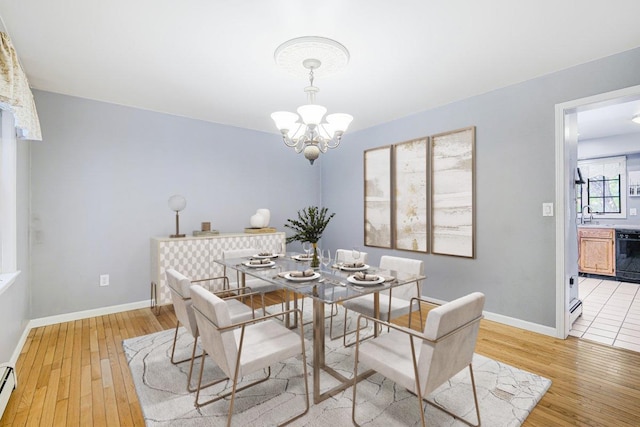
[578,223,640,230]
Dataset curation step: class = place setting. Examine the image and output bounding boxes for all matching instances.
[243,258,276,268]
[277,268,321,282]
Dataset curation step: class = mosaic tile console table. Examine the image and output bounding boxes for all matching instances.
[150,232,286,307]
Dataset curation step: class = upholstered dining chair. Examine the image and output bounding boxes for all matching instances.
[352,292,485,427]
[339,255,424,346]
[165,268,257,392]
[190,284,310,426]
[222,248,284,314]
[328,249,369,338]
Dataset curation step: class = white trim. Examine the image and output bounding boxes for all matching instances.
[27,299,151,329]
[10,323,30,366]
[421,295,556,337]
[7,299,152,366]
[555,84,640,340]
[482,311,556,337]
[0,270,20,297]
[1,111,17,273]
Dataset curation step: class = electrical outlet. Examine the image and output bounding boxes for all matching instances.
[631,208,637,216]
[100,274,109,287]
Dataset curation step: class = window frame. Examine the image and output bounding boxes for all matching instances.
[1,110,18,274]
[577,156,627,220]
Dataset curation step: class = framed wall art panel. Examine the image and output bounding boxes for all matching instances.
[430,126,475,258]
[364,145,393,248]
[394,137,428,252]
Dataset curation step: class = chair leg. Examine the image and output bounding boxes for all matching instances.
[423,364,481,427]
[300,298,337,327]
[341,308,374,347]
[170,322,203,365]
[194,351,271,409]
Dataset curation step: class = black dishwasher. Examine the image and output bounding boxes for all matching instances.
[616,229,640,282]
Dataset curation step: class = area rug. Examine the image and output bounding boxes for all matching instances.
[123,301,551,426]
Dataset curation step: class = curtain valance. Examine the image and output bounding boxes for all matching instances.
[0,32,42,141]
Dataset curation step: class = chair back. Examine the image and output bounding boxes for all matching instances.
[417,292,485,395]
[335,249,369,264]
[190,284,239,378]
[223,248,258,287]
[166,268,198,338]
[379,255,424,299]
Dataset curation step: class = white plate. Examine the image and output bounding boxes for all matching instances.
[340,263,370,271]
[253,253,278,259]
[347,275,385,286]
[284,272,321,282]
[244,261,275,268]
[293,255,314,261]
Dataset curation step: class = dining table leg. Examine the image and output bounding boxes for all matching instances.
[313,298,324,402]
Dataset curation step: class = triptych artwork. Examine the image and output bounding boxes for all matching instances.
[364,127,475,258]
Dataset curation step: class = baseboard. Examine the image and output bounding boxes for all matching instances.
[420,295,557,337]
[27,300,151,329]
[482,312,557,337]
[10,325,30,366]
[7,299,151,371]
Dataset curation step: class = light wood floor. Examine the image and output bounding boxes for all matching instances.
[2,291,639,426]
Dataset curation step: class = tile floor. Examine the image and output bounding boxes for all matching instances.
[569,277,640,352]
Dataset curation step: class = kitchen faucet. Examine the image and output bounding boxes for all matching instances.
[581,205,595,225]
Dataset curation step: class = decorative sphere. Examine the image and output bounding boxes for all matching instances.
[168,194,187,212]
[304,145,320,164]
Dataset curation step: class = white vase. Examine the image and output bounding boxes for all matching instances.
[250,213,265,228]
[256,208,271,227]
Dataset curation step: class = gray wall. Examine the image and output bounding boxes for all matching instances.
[29,91,320,318]
[24,46,640,328]
[321,47,640,328]
[0,138,30,363]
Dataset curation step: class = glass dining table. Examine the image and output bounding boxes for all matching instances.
[214,253,426,404]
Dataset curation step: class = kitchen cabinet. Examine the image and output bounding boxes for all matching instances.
[578,228,615,276]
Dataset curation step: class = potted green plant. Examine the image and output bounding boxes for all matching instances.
[284,206,335,267]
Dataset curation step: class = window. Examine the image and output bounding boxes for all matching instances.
[0,110,18,274]
[577,156,627,220]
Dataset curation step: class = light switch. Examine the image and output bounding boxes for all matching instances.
[631,208,638,216]
[542,202,554,217]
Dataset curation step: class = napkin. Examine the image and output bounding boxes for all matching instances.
[249,259,272,265]
[290,269,315,277]
[343,262,365,268]
[277,269,315,278]
[353,272,380,281]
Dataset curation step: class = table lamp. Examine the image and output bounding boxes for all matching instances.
[168,195,186,238]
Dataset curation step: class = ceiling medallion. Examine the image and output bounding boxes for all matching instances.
[271,36,353,165]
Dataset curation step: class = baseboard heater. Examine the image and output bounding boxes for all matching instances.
[569,299,583,325]
[0,364,17,419]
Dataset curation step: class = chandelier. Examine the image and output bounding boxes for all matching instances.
[271,37,353,165]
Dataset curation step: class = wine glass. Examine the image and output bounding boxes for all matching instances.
[352,247,361,263]
[302,242,312,259]
[321,249,331,269]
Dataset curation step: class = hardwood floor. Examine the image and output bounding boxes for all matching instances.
[2,292,639,426]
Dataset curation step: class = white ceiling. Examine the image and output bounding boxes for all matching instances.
[1,1,640,137]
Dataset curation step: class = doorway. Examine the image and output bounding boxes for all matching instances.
[555,84,640,339]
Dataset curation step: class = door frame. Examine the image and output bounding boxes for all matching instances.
[555,84,640,338]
